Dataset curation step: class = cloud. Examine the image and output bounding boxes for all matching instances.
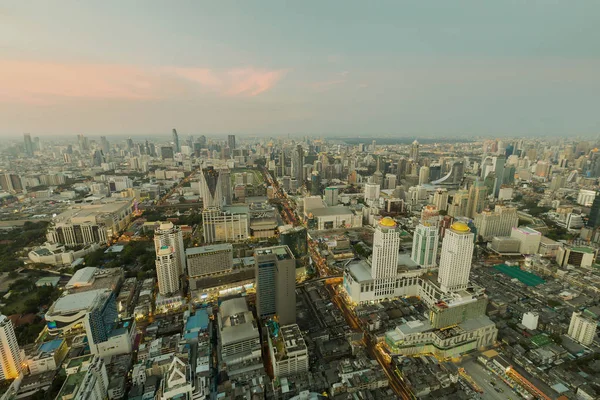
[308,71,351,92]
[0,60,288,104]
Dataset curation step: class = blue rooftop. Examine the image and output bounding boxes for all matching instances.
[185,310,209,332]
[39,339,63,353]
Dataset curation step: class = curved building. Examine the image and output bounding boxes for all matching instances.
[430,161,464,187]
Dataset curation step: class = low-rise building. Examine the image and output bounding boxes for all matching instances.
[27,338,68,376]
[268,324,309,378]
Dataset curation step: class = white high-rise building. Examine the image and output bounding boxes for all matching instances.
[0,314,21,380]
[568,312,597,346]
[411,224,439,268]
[385,174,397,190]
[438,222,475,293]
[154,222,185,274]
[432,188,449,212]
[474,205,519,240]
[364,183,381,202]
[371,217,400,297]
[418,166,430,185]
[155,246,180,296]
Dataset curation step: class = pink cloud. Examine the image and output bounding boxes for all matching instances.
[0,60,287,104]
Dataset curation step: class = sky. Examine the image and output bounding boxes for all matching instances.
[1,1,599,138]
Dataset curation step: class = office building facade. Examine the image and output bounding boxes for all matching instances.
[438,222,475,293]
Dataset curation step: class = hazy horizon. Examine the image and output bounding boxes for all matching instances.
[1,1,599,138]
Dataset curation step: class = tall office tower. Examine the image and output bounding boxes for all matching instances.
[411,223,439,268]
[227,134,236,150]
[410,140,419,162]
[432,188,449,212]
[447,189,469,218]
[467,179,487,218]
[255,246,296,325]
[92,150,105,167]
[438,222,475,293]
[155,246,181,296]
[385,174,397,190]
[373,157,384,187]
[493,156,506,197]
[310,171,321,195]
[324,187,338,206]
[172,129,180,153]
[199,166,223,208]
[364,182,381,202]
[550,174,566,191]
[418,166,430,185]
[100,136,110,155]
[568,311,597,346]
[588,193,600,228]
[78,134,89,151]
[0,314,21,380]
[371,218,400,297]
[84,290,118,354]
[154,221,186,274]
[292,145,304,185]
[219,168,232,205]
[23,133,34,157]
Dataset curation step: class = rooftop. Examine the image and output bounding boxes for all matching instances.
[255,245,294,260]
[65,267,97,289]
[348,260,373,283]
[310,205,354,217]
[185,243,232,256]
[48,289,110,315]
[571,246,595,254]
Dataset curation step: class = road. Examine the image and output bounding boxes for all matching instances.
[460,359,515,400]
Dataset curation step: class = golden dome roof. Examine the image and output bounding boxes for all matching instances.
[379,217,397,227]
[450,222,470,232]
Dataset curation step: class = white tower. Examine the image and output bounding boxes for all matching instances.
[438,222,474,293]
[568,311,597,346]
[155,246,181,296]
[371,218,400,298]
[364,183,381,202]
[154,221,186,274]
[0,314,22,380]
[411,224,439,268]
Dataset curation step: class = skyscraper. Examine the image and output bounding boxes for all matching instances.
[155,246,180,296]
[227,134,236,150]
[23,133,34,157]
[410,140,419,162]
[411,223,439,268]
[0,314,22,380]
[371,217,400,297]
[467,179,487,218]
[172,129,180,153]
[100,136,110,155]
[567,311,597,346]
[219,168,232,206]
[154,221,186,274]
[84,290,118,354]
[324,187,338,206]
[418,166,430,185]
[438,222,475,293]
[432,188,449,212]
[588,192,600,228]
[291,145,304,186]
[255,246,296,325]
[199,166,223,209]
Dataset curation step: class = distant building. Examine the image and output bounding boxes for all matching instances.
[474,205,518,240]
[202,207,249,243]
[364,183,380,202]
[0,313,22,380]
[324,187,339,207]
[160,146,174,160]
[587,192,600,228]
[568,311,597,346]
[278,226,308,259]
[577,189,596,207]
[227,134,236,150]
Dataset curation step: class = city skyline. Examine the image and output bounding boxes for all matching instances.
[1,1,600,137]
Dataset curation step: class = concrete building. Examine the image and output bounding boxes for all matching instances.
[202,207,249,243]
[154,221,185,275]
[46,199,134,246]
[438,222,475,293]
[27,339,68,375]
[556,246,597,268]
[155,246,180,296]
[577,189,596,207]
[0,314,22,380]
[418,166,430,185]
[324,187,339,207]
[432,188,449,212]
[371,217,401,297]
[474,205,519,240]
[364,183,380,202]
[75,356,109,400]
[522,312,539,330]
[306,206,362,230]
[255,246,296,325]
[185,244,233,278]
[447,189,469,218]
[267,324,309,378]
[466,179,487,218]
[511,227,542,255]
[567,312,597,346]
[199,166,223,208]
[489,237,521,254]
[411,223,439,268]
[217,298,264,380]
[157,357,192,400]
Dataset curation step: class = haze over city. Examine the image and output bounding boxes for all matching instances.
[1,1,600,137]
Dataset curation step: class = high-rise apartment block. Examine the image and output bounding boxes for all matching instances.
[474,205,519,240]
[0,314,22,380]
[154,221,186,274]
[411,223,439,268]
[568,311,597,346]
